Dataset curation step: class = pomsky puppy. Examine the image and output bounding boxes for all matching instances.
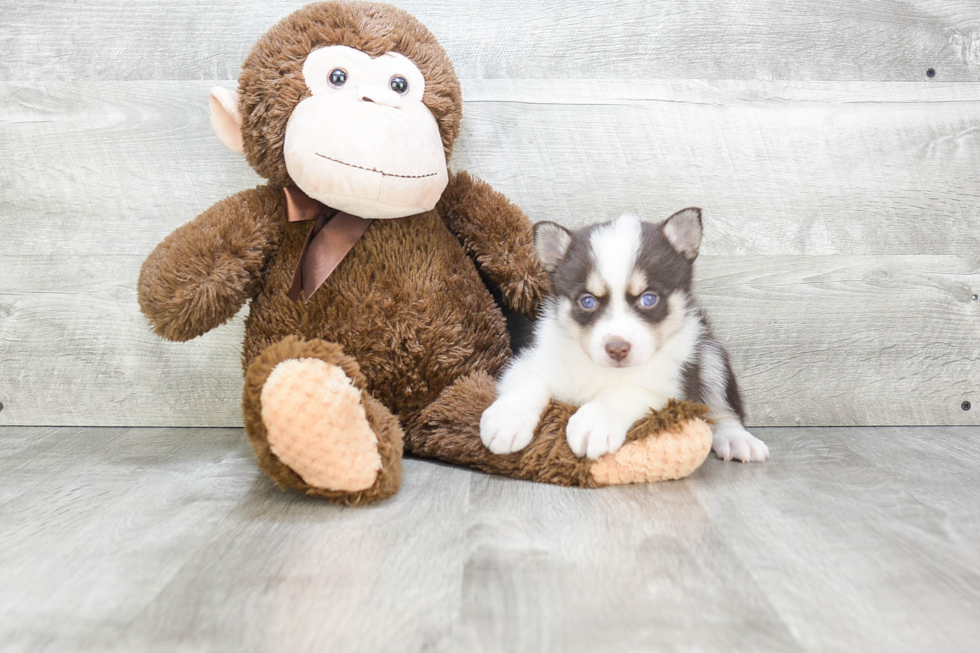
[480,208,769,463]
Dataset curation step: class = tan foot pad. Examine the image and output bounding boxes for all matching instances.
[590,419,712,485]
[260,358,382,492]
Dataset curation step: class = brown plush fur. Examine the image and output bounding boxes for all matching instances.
[137,187,283,342]
[439,171,548,318]
[138,1,709,504]
[239,195,517,421]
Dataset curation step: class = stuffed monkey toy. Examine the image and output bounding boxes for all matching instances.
[138,1,713,505]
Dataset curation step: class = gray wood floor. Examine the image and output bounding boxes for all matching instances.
[2,425,979,653]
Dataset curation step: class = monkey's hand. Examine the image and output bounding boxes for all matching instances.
[137,186,282,342]
[439,171,549,319]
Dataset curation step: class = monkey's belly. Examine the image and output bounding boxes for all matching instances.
[243,212,510,421]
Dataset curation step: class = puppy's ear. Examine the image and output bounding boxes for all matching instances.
[662,208,703,260]
[534,221,574,272]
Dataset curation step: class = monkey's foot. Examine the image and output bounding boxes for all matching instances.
[261,358,381,491]
[244,336,403,504]
[589,416,712,485]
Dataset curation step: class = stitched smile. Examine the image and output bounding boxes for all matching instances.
[315,153,438,179]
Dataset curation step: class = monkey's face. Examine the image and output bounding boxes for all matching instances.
[283,46,449,219]
[211,3,463,218]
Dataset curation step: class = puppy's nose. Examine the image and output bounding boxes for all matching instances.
[605,340,631,362]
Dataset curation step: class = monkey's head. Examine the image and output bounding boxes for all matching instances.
[208,2,461,219]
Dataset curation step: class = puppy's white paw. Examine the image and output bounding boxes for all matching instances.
[480,397,540,455]
[713,427,769,463]
[566,402,628,460]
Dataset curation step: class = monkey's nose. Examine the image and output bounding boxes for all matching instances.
[605,340,631,362]
[358,85,401,108]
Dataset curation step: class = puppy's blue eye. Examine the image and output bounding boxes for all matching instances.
[580,294,597,310]
[640,292,658,307]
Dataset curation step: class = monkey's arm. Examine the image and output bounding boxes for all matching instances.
[138,186,282,342]
[439,171,549,318]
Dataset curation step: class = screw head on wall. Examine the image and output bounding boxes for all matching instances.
[963,401,972,411]
[926,68,936,78]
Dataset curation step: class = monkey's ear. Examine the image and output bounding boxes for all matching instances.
[534,221,573,272]
[208,86,244,155]
[662,207,703,260]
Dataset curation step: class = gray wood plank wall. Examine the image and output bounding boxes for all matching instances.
[1,1,978,427]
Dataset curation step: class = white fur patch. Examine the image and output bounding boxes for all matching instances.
[588,214,641,301]
[481,363,552,455]
[712,419,770,462]
[566,400,627,459]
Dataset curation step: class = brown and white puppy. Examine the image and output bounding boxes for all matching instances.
[481,209,769,463]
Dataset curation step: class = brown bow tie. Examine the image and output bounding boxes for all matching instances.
[284,186,374,303]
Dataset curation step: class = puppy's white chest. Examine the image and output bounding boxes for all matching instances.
[545,354,678,408]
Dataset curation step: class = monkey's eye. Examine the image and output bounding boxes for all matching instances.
[579,294,597,310]
[328,68,348,87]
[389,75,409,94]
[639,292,658,308]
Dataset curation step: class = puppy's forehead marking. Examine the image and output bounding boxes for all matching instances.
[628,269,647,296]
[588,214,641,298]
[586,270,606,296]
